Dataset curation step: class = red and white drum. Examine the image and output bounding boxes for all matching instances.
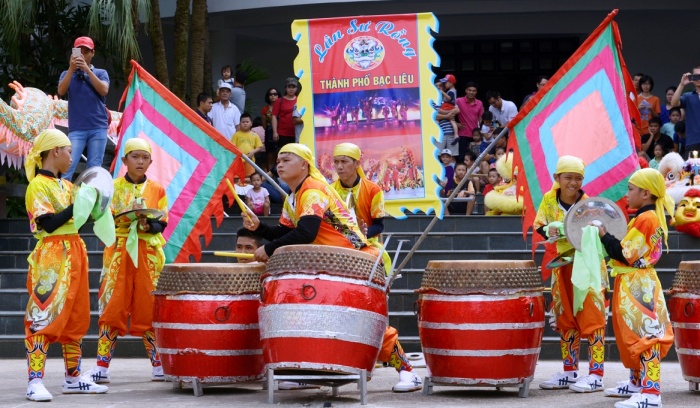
[260,245,387,377]
[417,260,544,389]
[153,263,265,385]
[668,261,700,390]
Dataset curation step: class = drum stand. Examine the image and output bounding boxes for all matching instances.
[422,376,532,398]
[171,378,264,397]
[266,368,369,405]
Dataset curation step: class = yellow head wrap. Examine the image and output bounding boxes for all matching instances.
[629,168,675,248]
[124,138,152,156]
[551,155,585,192]
[333,142,367,179]
[278,143,325,182]
[25,129,71,181]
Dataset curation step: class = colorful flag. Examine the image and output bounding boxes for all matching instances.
[114,61,246,263]
[292,13,443,217]
[508,10,640,279]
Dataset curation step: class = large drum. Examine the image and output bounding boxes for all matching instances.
[668,261,700,390]
[417,260,545,391]
[260,245,387,377]
[153,263,265,386]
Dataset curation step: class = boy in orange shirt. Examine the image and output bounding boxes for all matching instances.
[86,138,168,384]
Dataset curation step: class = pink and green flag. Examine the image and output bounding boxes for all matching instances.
[509,9,640,241]
[113,61,246,263]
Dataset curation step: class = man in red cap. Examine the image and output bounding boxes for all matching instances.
[58,36,110,181]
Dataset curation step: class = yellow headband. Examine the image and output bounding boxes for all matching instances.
[333,142,367,179]
[25,129,71,181]
[278,143,325,182]
[551,155,585,192]
[629,168,675,248]
[124,138,152,156]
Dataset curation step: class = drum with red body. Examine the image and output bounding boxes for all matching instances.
[668,261,700,390]
[417,260,544,387]
[260,245,387,377]
[153,263,265,385]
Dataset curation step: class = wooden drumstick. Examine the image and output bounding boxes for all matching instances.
[213,251,254,259]
[225,179,252,221]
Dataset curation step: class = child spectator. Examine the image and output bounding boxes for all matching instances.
[491,146,506,169]
[674,120,686,158]
[246,172,270,216]
[231,113,263,177]
[660,107,681,138]
[443,162,475,215]
[439,149,455,188]
[640,117,673,161]
[648,142,669,170]
[480,111,495,140]
[482,168,502,214]
[86,138,168,385]
[216,64,234,98]
[469,127,483,158]
[438,74,460,137]
[434,76,459,156]
[636,75,661,136]
[463,151,482,194]
[482,168,501,196]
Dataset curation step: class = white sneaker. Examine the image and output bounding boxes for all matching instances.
[62,377,109,394]
[614,393,662,408]
[569,374,604,393]
[85,366,110,384]
[151,366,165,382]
[392,370,422,392]
[539,371,578,389]
[277,381,321,390]
[26,381,53,402]
[604,380,643,397]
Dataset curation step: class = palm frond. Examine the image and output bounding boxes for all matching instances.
[88,0,151,66]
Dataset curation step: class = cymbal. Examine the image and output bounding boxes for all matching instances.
[564,197,627,252]
[114,208,165,224]
[73,167,114,214]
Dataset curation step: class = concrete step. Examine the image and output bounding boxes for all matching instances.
[0,268,103,289]
[0,251,105,270]
[0,289,99,313]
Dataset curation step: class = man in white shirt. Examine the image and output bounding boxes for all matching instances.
[210,83,241,138]
[486,90,518,127]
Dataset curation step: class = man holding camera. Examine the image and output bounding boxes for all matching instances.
[58,36,110,180]
[672,67,700,157]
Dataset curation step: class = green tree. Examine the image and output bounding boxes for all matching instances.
[0,1,93,98]
[188,0,207,107]
[171,0,189,101]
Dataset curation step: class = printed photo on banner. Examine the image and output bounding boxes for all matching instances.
[314,89,424,199]
[293,13,441,216]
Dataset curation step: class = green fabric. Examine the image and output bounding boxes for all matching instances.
[73,186,96,230]
[126,219,139,266]
[72,185,116,246]
[91,204,115,247]
[545,221,564,238]
[571,225,606,314]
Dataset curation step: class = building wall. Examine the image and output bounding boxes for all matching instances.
[142,1,700,114]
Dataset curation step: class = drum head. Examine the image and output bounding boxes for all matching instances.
[564,197,627,252]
